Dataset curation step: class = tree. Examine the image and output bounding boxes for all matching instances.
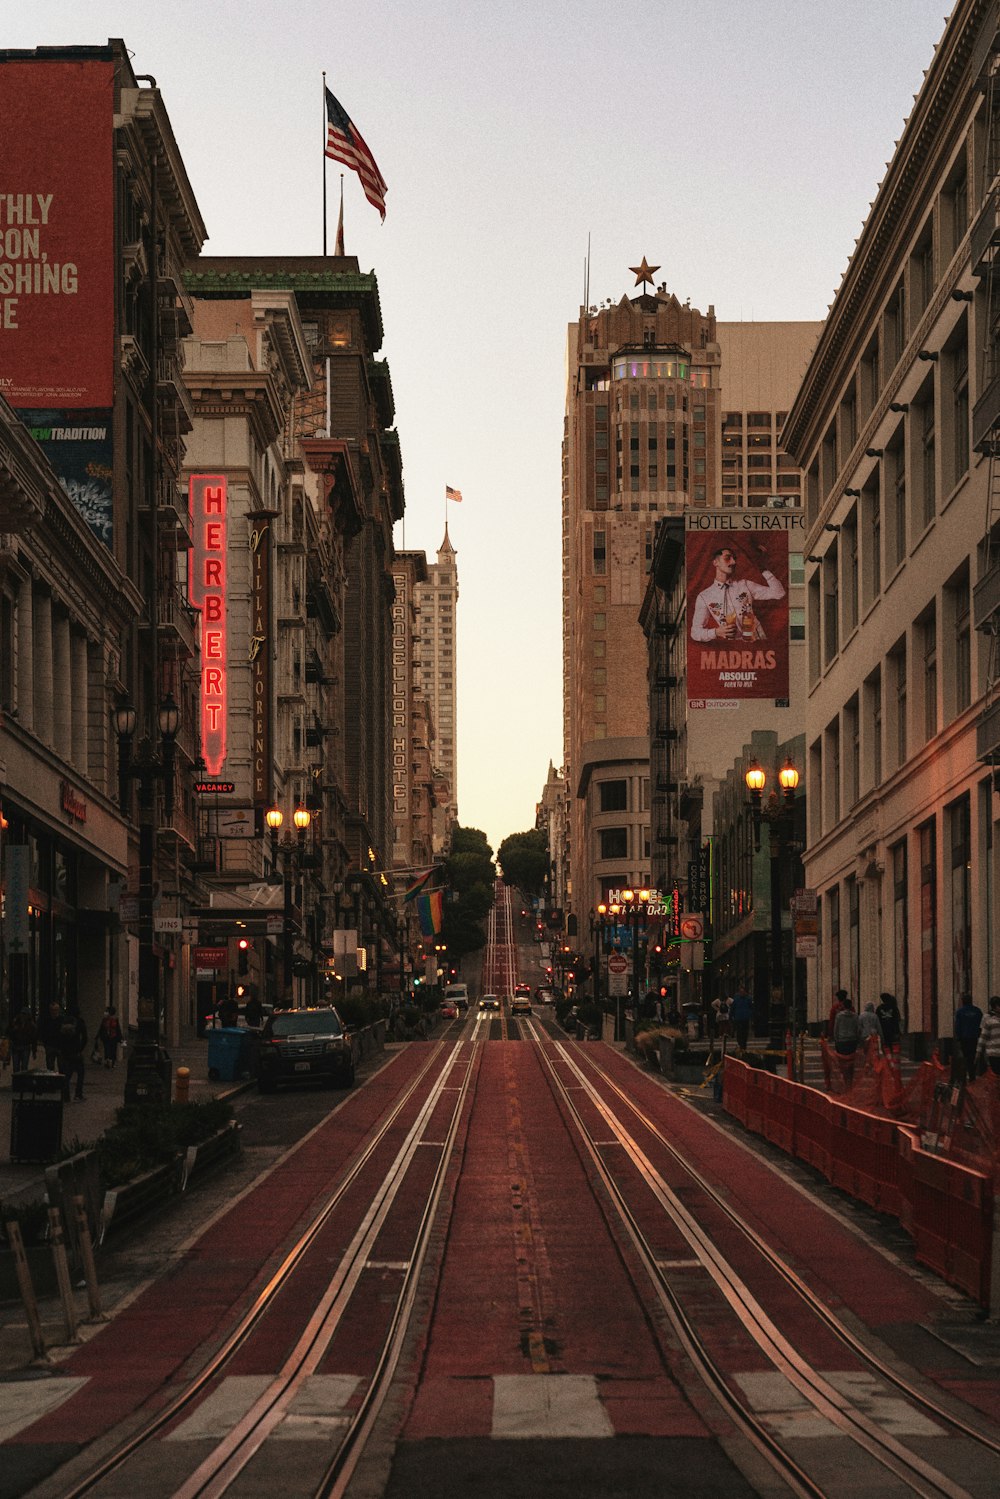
[497,828,549,896]
[437,825,497,961]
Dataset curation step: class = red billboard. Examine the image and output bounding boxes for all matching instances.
[0,59,115,408]
[686,514,792,705]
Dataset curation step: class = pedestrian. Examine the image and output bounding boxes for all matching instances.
[56,1007,87,1101]
[98,1006,122,1068]
[243,994,263,1028]
[40,1000,65,1071]
[832,996,860,1086]
[827,988,848,1038]
[858,1001,884,1048]
[953,993,983,1079]
[875,992,902,1051]
[974,995,1000,1077]
[730,982,753,1051]
[7,1005,37,1075]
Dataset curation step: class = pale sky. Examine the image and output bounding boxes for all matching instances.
[9,1,951,850]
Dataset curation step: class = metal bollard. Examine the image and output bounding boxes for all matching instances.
[175,1065,190,1104]
[48,1206,81,1345]
[73,1196,105,1323]
[5,1219,50,1365]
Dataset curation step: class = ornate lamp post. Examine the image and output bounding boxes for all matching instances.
[589,903,608,1015]
[265,803,311,1009]
[114,692,179,1104]
[620,887,651,1029]
[745,756,799,1053]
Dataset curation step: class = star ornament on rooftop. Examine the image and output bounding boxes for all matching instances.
[629,256,660,290]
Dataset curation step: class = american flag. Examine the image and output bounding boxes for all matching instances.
[324,87,387,221]
[446,485,463,503]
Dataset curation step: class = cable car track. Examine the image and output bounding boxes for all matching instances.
[532,1024,998,1497]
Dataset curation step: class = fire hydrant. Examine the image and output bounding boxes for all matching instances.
[175,1066,190,1105]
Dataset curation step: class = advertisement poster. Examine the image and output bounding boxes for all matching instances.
[685,511,797,705]
[1,59,115,540]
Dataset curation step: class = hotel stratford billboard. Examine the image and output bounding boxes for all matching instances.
[685,509,802,707]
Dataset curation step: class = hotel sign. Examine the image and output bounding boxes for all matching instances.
[249,515,273,808]
[189,475,228,776]
[391,570,410,826]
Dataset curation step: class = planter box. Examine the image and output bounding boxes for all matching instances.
[180,1120,241,1191]
[100,1159,181,1242]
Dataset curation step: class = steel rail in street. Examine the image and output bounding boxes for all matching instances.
[534,1027,984,1499]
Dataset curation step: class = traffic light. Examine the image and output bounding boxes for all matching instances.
[237,937,251,975]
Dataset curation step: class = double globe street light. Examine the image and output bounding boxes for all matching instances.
[744,756,799,1051]
[265,803,311,1009]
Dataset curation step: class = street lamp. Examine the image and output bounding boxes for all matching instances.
[113,692,180,1104]
[265,803,311,1008]
[745,757,799,1054]
[620,888,651,1031]
[589,903,609,1016]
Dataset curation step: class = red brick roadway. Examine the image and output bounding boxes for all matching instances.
[6,1031,997,1499]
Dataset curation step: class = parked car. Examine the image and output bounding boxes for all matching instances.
[510,994,532,1016]
[535,988,557,1005]
[440,1001,458,1019]
[478,994,500,1012]
[257,1006,354,1093]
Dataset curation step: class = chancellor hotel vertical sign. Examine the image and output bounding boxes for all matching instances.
[189,475,228,776]
[391,570,409,833]
[248,514,273,808]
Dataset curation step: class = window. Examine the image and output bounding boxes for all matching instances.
[842,509,858,635]
[945,563,971,715]
[949,794,972,998]
[593,529,606,575]
[789,606,805,641]
[865,666,883,789]
[599,779,627,812]
[948,323,969,488]
[919,819,938,1036]
[916,383,935,530]
[888,437,906,570]
[823,544,839,665]
[826,716,841,824]
[892,841,908,1014]
[593,640,606,658]
[600,827,628,860]
[920,607,937,741]
[0,590,13,712]
[592,613,606,630]
[910,226,934,321]
[845,694,860,807]
[860,331,881,418]
[593,667,606,684]
[885,279,906,370]
[890,638,907,768]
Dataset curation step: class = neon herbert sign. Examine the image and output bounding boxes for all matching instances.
[189,474,228,776]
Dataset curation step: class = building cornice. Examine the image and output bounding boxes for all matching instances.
[184,370,285,450]
[183,260,384,350]
[784,0,989,457]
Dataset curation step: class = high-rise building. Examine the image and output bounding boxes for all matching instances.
[414,528,459,852]
[562,272,818,928]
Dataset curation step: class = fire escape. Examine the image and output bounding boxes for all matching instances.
[971,27,1000,784]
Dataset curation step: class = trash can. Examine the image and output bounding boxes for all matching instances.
[207,1027,245,1082]
[10,1071,64,1163]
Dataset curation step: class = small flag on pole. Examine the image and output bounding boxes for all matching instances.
[325,87,387,220]
[445,485,463,503]
[403,868,436,903]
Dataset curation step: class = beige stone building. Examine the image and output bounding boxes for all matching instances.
[563,275,818,930]
[783,0,1000,1043]
[414,529,458,853]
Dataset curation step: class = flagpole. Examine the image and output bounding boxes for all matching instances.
[322,71,328,255]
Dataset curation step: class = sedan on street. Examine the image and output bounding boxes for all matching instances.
[257,1006,354,1092]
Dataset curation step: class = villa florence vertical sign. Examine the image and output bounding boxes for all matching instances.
[248,514,273,808]
[1,59,115,544]
[685,510,803,706]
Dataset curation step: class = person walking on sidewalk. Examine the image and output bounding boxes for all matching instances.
[876,992,902,1051]
[954,994,983,1080]
[7,1006,37,1075]
[974,995,1000,1077]
[730,983,753,1051]
[57,1007,88,1101]
[40,1000,65,1071]
[827,988,848,1038]
[98,1006,122,1068]
[833,997,860,1086]
[858,1001,884,1050]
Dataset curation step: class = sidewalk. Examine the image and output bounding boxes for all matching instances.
[0,1035,248,1209]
